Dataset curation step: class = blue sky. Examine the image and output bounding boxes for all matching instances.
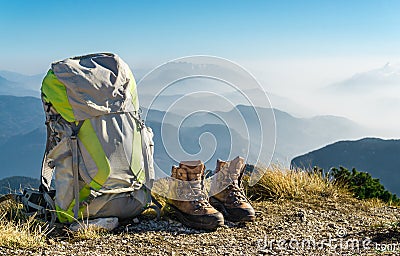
[1,0,400,74]
[1,1,400,135]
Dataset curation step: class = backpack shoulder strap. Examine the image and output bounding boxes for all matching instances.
[40,102,56,192]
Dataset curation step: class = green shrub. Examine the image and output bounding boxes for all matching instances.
[328,166,399,205]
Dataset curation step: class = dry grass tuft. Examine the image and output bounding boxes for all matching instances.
[148,165,392,212]
[0,200,48,249]
[63,208,110,242]
[243,164,349,201]
[359,197,386,209]
[68,224,108,242]
[151,177,169,207]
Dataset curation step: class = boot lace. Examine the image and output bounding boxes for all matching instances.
[227,184,248,204]
[187,182,212,211]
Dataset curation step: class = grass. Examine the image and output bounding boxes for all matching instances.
[0,200,48,249]
[0,196,109,247]
[152,164,389,208]
[0,164,394,250]
[67,223,108,242]
[243,164,350,201]
[60,207,111,242]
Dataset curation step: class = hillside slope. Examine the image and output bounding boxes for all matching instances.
[0,75,39,97]
[291,138,400,196]
[0,128,45,179]
[0,95,44,144]
[0,166,399,255]
[0,176,40,195]
[1,196,399,255]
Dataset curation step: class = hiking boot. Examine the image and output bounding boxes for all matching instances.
[209,156,256,222]
[164,160,224,230]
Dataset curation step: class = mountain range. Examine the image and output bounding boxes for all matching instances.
[0,95,44,144]
[144,104,367,165]
[0,70,43,97]
[0,94,367,180]
[0,68,395,195]
[319,62,400,136]
[328,62,400,93]
[291,138,400,196]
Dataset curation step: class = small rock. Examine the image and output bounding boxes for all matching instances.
[133,218,140,224]
[296,211,307,222]
[328,223,336,229]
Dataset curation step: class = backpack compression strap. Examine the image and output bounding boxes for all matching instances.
[70,121,84,219]
[131,112,162,219]
[130,112,155,189]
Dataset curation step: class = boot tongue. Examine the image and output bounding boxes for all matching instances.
[177,160,204,181]
[179,160,205,198]
[216,159,227,173]
[216,156,244,186]
[230,156,244,185]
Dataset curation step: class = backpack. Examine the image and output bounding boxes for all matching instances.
[38,53,156,223]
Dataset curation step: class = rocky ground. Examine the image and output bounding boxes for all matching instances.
[1,196,400,256]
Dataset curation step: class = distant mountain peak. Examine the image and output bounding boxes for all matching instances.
[327,62,400,93]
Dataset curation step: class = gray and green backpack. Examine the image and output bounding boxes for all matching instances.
[36,53,156,224]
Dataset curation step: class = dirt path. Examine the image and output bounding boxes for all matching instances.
[1,197,399,255]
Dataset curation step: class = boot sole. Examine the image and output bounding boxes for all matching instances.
[209,197,256,222]
[163,203,224,230]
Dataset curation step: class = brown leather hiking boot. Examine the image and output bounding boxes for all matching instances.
[209,156,255,222]
[164,160,224,230]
